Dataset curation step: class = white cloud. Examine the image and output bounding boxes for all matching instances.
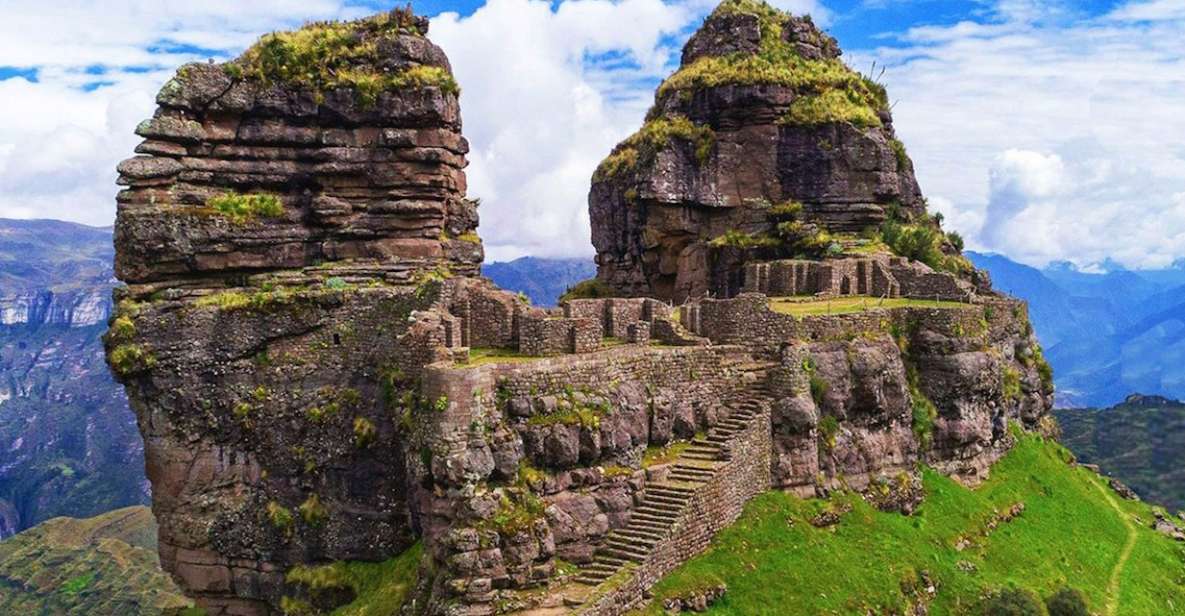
[431,0,697,260]
[852,0,1185,269]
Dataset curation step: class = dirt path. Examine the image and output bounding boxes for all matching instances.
[1093,478,1138,616]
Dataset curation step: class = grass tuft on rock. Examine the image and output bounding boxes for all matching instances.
[226,8,457,105]
[207,193,284,224]
[594,116,715,181]
[284,542,422,616]
[654,0,885,129]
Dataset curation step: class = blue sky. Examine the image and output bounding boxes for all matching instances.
[0,0,1183,269]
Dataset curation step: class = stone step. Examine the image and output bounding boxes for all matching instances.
[609,537,657,553]
[616,528,665,542]
[682,452,719,462]
[606,541,652,558]
[648,483,696,494]
[685,444,720,454]
[643,501,684,515]
[576,575,610,585]
[582,564,617,576]
[602,547,646,562]
[672,462,716,473]
[647,488,693,500]
[634,507,679,520]
[645,494,689,508]
[597,555,631,566]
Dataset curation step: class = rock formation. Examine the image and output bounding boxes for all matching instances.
[115,9,479,288]
[106,4,1054,616]
[590,0,929,302]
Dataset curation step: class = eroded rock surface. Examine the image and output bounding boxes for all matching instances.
[590,0,925,302]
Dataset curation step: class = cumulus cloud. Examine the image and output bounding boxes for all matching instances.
[851,0,1185,268]
[0,0,375,227]
[431,0,696,260]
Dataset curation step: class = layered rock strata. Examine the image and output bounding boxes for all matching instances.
[590,0,927,302]
[115,10,479,289]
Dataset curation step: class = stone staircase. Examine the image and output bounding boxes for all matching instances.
[574,383,771,586]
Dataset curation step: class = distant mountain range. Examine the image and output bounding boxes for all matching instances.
[482,256,595,307]
[968,252,1185,407]
[0,219,146,538]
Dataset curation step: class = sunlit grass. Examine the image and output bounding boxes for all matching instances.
[635,436,1185,614]
[768,296,970,318]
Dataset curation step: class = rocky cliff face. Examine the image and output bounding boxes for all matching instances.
[590,0,927,302]
[115,10,479,289]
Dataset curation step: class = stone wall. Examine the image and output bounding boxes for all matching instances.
[577,406,773,615]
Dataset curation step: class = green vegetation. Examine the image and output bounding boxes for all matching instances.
[983,587,1043,615]
[284,542,422,616]
[656,0,885,130]
[636,435,1185,615]
[225,8,458,106]
[768,295,970,318]
[107,314,136,343]
[782,88,882,128]
[267,501,295,532]
[0,507,192,614]
[809,375,829,406]
[353,417,377,448]
[1045,587,1090,616]
[880,217,973,275]
[910,381,938,449]
[59,572,95,594]
[643,440,695,468]
[708,229,780,249]
[1057,398,1185,510]
[458,347,541,366]
[108,343,156,376]
[559,278,616,303]
[485,491,547,536]
[817,414,839,450]
[890,138,910,171]
[1002,366,1023,402]
[299,494,328,527]
[594,116,715,180]
[206,193,284,224]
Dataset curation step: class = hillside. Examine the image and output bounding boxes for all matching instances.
[1057,395,1185,511]
[639,434,1185,614]
[0,506,190,615]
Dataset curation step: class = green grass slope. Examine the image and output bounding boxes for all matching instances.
[637,435,1185,615]
[0,506,191,615]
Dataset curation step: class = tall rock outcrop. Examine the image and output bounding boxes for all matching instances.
[115,10,480,288]
[590,0,927,302]
[107,10,484,614]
